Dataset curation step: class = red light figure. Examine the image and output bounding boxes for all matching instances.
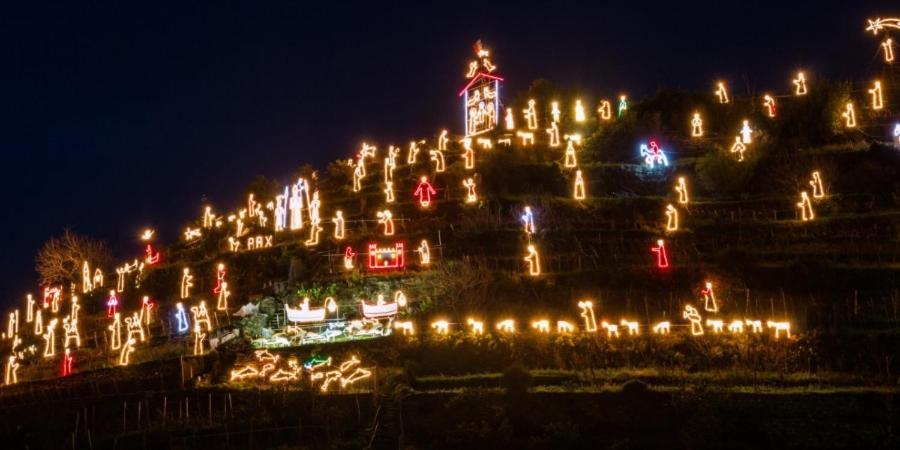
[145,244,160,265]
[651,239,669,268]
[414,176,437,208]
[213,263,226,294]
[61,349,74,376]
[106,291,119,317]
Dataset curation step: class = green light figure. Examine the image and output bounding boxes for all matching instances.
[617,95,628,118]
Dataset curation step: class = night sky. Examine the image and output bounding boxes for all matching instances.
[0,1,894,306]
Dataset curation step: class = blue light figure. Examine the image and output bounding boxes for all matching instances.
[175,302,190,333]
[639,141,669,168]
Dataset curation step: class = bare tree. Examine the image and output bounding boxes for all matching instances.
[35,229,111,286]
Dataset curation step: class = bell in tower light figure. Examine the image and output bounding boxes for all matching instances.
[460,40,503,136]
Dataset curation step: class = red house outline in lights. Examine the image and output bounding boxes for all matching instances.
[368,242,405,270]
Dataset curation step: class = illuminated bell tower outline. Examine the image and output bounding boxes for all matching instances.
[459,40,504,137]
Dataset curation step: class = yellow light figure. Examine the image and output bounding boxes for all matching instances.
[882,38,895,63]
[43,318,58,358]
[108,312,122,350]
[184,227,202,241]
[524,244,541,276]
[706,319,724,333]
[376,209,394,236]
[551,101,561,123]
[728,320,744,334]
[93,268,104,288]
[574,99,586,122]
[793,72,808,95]
[4,354,19,386]
[715,81,729,104]
[767,321,791,339]
[531,319,550,334]
[577,301,598,332]
[841,102,857,128]
[516,131,535,146]
[34,309,42,335]
[573,170,586,200]
[438,130,449,151]
[745,319,763,333]
[600,321,619,338]
[431,320,449,335]
[557,321,575,334]
[665,204,679,232]
[476,137,492,149]
[387,145,400,168]
[119,337,136,366]
[6,312,16,337]
[462,178,477,203]
[407,140,421,164]
[564,133,582,146]
[683,305,703,336]
[869,81,884,110]
[140,296,153,325]
[797,191,815,221]
[62,317,80,348]
[467,318,484,335]
[416,239,431,265]
[462,144,475,169]
[343,247,355,270]
[202,206,216,228]
[809,171,825,198]
[25,294,34,323]
[496,319,515,333]
[305,218,323,246]
[352,163,364,192]
[191,301,212,333]
[564,139,578,168]
[216,281,231,311]
[546,122,561,147]
[429,149,445,172]
[523,99,538,130]
[620,320,639,336]
[394,321,414,336]
[597,100,612,121]
[676,177,689,204]
[691,112,703,137]
[193,324,207,355]
[505,108,515,130]
[333,211,346,239]
[82,261,92,293]
[763,95,776,118]
[702,281,718,313]
[383,157,394,183]
[730,136,747,162]
[180,268,193,299]
[652,321,670,334]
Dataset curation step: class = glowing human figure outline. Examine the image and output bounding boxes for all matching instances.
[573,170,586,200]
[683,305,703,335]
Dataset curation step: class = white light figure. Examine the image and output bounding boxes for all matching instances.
[797,191,815,221]
[809,171,825,198]
[496,319,515,333]
[573,170,586,200]
[274,190,288,232]
[305,217,323,247]
[521,206,536,235]
[574,99,586,122]
[34,310,42,335]
[867,18,900,35]
[665,204,679,232]
[377,210,395,236]
[740,120,753,144]
[467,318,484,335]
[217,281,231,311]
[730,136,747,162]
[180,268,193,299]
[462,178,477,203]
[25,294,34,323]
[577,300,598,332]
[745,319,763,333]
[683,305,703,336]
[476,137,492,149]
[415,176,438,208]
[532,320,550,333]
[763,95,777,118]
[175,303,189,333]
[81,261,92,293]
[407,140,421,164]
[564,139,578,168]
[701,282,718,313]
[394,321,414,336]
[462,140,475,169]
[546,122,561,147]
[289,181,306,229]
[63,317,80,348]
[652,321,671,334]
[43,318,58,357]
[841,102,857,128]
[429,149,445,172]
[523,99,538,130]
[505,108,515,130]
[869,81,884,110]
[431,320,449,335]
[893,123,900,143]
[332,211,345,240]
[728,320,744,334]
[882,38,895,63]
[416,240,431,265]
[438,130,449,151]
[387,145,400,167]
[108,313,122,350]
[352,162,364,193]
[191,301,212,333]
[551,101,561,123]
[620,320,639,336]
[676,177,689,204]
[557,321,575,334]
[597,100,612,121]
[343,247,356,270]
[715,82,729,104]
[691,112,703,137]
[600,321,619,338]
[706,319,724,333]
[793,72,808,95]
[617,95,628,117]
[639,141,669,168]
[767,321,791,339]
[524,244,541,276]
[516,131,535,146]
[228,237,240,252]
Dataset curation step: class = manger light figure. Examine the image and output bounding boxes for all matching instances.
[869,80,884,110]
[620,320,639,336]
[546,122,561,147]
[377,209,395,236]
[841,102,857,128]
[706,319,724,333]
[523,99,538,129]
[575,99,587,122]
[665,204,679,232]
[617,95,628,117]
[175,303,189,333]
[715,82,729,104]
[793,71,808,95]
[524,244,541,276]
[651,239,669,269]
[701,281,719,313]
[332,211,346,239]
[763,95,777,118]
[797,191,815,221]
[652,321,671,334]
[414,176,438,208]
[521,206,536,235]
[601,321,619,338]
[429,149,445,172]
[467,318,484,335]
[504,108,515,130]
[462,178,478,203]
[577,300,598,332]
[180,268,194,299]
[683,305,703,336]
[676,177,689,204]
[106,290,119,317]
[691,112,703,137]
[564,139,578,168]
[767,321,791,339]
[573,170,586,200]
[431,320,449,335]
[597,100,612,121]
[730,136,747,162]
[416,240,431,265]
[551,101,561,123]
[882,38,895,63]
[809,171,825,198]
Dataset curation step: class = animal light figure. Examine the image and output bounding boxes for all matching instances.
[496,319,515,333]
[531,320,550,334]
[106,290,119,317]
[763,95,777,118]
[376,210,395,236]
[652,321,671,334]
[467,318,485,335]
[597,100,612,121]
[745,319,763,333]
[431,320,449,335]
[683,305,703,335]
[180,268,194,299]
[676,177,689,204]
[462,178,478,203]
[730,136,747,161]
[651,239,669,268]
[43,318,59,357]
[767,321,791,339]
[665,204,679,232]
[841,102,857,128]
[882,38,895,63]
[577,301,598,332]
[639,141,669,168]
[728,320,744,334]
[343,246,356,270]
[505,108,515,130]
[706,319,724,333]
[620,320,639,336]
[332,211,346,239]
[797,191,815,221]
[557,321,575,334]
[691,112,703,137]
[617,95,628,117]
[702,282,718,313]
[429,149,445,172]
[476,137,492,149]
[516,130,535,146]
[793,72,808,95]
[546,122,561,147]
[573,170,586,200]
[600,321,619,338]
[524,244,541,276]
[394,321,414,336]
[523,99,538,129]
[551,101,561,123]
[869,81,884,110]
[715,82,729,103]
[574,99,586,122]
[809,171,825,198]
[414,176,438,208]
[564,139,578,168]
[217,282,231,311]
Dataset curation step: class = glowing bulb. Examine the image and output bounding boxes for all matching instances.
[797,191,814,221]
[763,95,777,118]
[462,178,478,203]
[730,136,747,162]
[841,102,857,128]
[573,170,586,200]
[665,204,679,232]
[524,244,541,276]
[676,177,689,204]
[523,99,538,130]
[683,305,703,335]
[577,301,598,332]
[691,112,703,137]
[574,99,586,122]
[869,80,884,110]
[414,176,438,208]
[793,72,808,95]
[715,82,729,104]
[651,239,669,268]
[809,171,825,198]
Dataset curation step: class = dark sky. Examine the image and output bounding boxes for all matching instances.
[0,1,894,305]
